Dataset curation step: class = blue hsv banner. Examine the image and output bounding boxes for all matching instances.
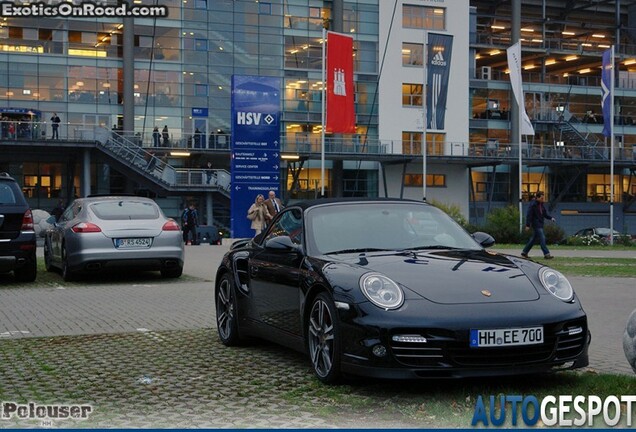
[230,75,281,239]
[601,48,612,137]
[426,33,453,131]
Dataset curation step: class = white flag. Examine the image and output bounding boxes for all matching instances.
[506,42,535,136]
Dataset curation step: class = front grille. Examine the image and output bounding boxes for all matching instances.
[389,319,587,368]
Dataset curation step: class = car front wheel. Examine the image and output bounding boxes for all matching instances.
[308,292,341,384]
[43,239,54,272]
[216,274,241,345]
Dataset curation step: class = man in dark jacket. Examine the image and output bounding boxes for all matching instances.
[521,191,556,259]
[182,203,199,245]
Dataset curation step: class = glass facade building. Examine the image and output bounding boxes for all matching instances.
[1,0,635,235]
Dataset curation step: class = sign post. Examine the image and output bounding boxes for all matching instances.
[230,75,281,239]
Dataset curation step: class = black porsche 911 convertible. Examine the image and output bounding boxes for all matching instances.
[214,198,589,383]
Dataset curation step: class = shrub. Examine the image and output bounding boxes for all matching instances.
[544,223,566,245]
[429,199,468,229]
[483,206,522,244]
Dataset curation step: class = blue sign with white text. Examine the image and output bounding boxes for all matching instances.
[230,75,281,239]
[191,107,208,117]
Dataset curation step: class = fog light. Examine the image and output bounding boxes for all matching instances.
[392,334,428,343]
[372,344,387,357]
[568,326,583,336]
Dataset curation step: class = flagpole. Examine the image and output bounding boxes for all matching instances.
[609,44,615,245]
[518,109,523,234]
[422,30,428,202]
[320,27,326,198]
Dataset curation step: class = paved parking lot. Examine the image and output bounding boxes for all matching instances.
[0,244,634,427]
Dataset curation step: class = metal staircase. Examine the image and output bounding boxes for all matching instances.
[557,119,607,160]
[93,127,230,197]
[95,129,176,189]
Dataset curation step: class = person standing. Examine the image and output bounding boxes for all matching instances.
[521,191,556,259]
[203,161,214,184]
[152,126,160,147]
[182,203,199,245]
[50,199,65,222]
[50,113,61,139]
[162,125,170,146]
[247,194,271,236]
[264,190,283,223]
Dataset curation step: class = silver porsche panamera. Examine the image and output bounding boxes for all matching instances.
[44,196,184,281]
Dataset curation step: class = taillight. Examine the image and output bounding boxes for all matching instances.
[21,209,34,230]
[162,220,180,231]
[72,222,102,233]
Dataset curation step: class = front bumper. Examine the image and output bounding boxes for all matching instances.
[336,300,590,379]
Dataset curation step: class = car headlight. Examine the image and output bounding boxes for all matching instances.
[359,273,404,310]
[539,268,574,302]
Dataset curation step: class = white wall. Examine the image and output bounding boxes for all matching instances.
[378,0,470,217]
[381,162,469,217]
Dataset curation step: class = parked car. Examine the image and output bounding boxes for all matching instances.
[214,198,590,383]
[572,227,623,244]
[44,196,184,281]
[198,225,222,245]
[0,172,37,282]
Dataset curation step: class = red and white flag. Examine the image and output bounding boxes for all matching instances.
[326,31,355,134]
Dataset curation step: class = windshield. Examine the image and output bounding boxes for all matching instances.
[306,202,481,255]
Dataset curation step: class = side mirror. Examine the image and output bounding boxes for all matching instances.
[265,235,300,252]
[472,231,495,248]
[46,215,57,224]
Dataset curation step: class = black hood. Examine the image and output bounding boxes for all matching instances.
[332,249,540,304]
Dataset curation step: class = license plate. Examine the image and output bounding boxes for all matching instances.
[114,238,152,249]
[470,326,543,348]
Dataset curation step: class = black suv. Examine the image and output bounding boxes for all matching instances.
[0,173,37,281]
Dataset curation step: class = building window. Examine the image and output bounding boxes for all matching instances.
[402,42,423,66]
[404,174,446,187]
[195,38,208,51]
[402,83,423,107]
[259,2,272,14]
[403,5,446,30]
[195,84,208,96]
[402,131,422,154]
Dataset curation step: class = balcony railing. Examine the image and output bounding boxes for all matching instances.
[1,121,633,163]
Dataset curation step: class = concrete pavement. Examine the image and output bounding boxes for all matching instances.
[0,242,634,428]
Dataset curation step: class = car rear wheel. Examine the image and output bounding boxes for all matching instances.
[43,239,54,272]
[216,274,241,345]
[13,252,36,282]
[160,265,183,278]
[308,292,341,384]
[61,244,76,282]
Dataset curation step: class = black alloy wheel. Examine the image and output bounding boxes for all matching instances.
[308,292,342,383]
[216,274,241,345]
[43,238,54,272]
